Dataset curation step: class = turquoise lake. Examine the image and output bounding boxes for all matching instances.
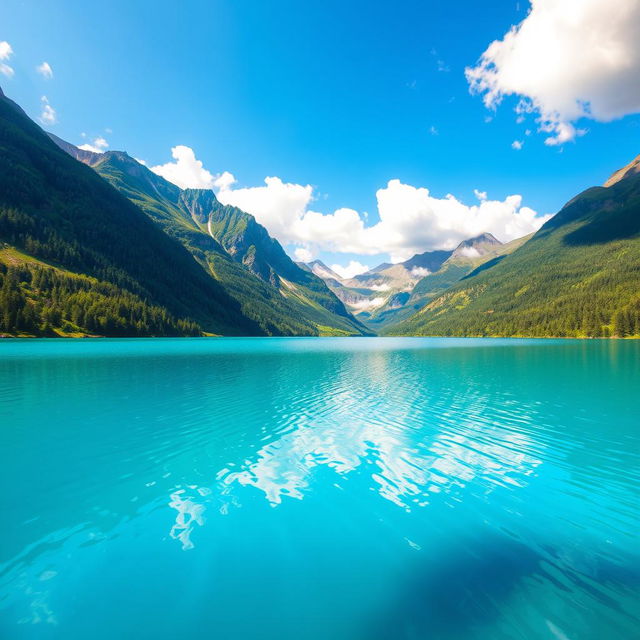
[0,337,638,639]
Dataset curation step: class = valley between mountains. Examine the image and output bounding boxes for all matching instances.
[1,86,639,338]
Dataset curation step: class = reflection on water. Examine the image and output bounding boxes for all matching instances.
[214,418,542,515]
[168,489,208,550]
[0,338,638,640]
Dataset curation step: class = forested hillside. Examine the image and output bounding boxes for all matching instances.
[0,87,260,336]
[387,156,640,338]
[53,140,368,336]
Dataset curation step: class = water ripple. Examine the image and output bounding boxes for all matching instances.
[1,338,638,639]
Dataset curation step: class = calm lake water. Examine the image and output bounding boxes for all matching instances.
[0,337,638,640]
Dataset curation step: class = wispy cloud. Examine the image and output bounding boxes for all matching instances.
[36,61,53,79]
[39,96,56,125]
[0,41,14,77]
[78,136,109,153]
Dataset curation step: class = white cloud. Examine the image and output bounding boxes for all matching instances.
[430,48,450,73]
[512,139,523,150]
[410,266,430,278]
[457,246,481,258]
[217,174,315,242]
[36,61,53,79]
[78,136,109,153]
[150,145,215,189]
[466,0,640,144]
[154,145,550,263]
[347,297,386,311]
[212,170,236,191]
[0,41,14,77]
[217,173,549,262]
[330,261,370,279]
[39,96,56,125]
[294,247,314,263]
[474,189,487,201]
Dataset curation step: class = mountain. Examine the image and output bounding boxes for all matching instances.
[298,260,377,310]
[350,249,452,290]
[305,260,344,283]
[49,136,368,336]
[604,154,640,187]
[386,156,640,337]
[0,87,261,337]
[450,232,502,259]
[363,234,530,330]
[401,249,455,273]
[304,236,528,331]
[307,249,453,320]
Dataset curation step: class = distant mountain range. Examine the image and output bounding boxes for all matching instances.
[0,86,638,338]
[306,232,530,331]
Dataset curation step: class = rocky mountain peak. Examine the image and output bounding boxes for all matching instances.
[451,232,502,259]
[604,154,640,188]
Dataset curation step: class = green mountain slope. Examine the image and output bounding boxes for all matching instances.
[51,138,368,336]
[387,156,640,338]
[0,87,260,337]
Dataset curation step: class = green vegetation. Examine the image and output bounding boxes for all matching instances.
[367,234,530,330]
[3,86,637,340]
[0,91,260,336]
[70,146,368,336]
[386,169,640,338]
[0,249,199,336]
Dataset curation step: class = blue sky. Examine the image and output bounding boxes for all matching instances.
[3,0,639,274]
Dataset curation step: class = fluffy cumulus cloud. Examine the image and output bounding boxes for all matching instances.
[330,261,370,279]
[466,0,640,144]
[78,136,109,153]
[365,180,548,261]
[152,145,550,263]
[217,171,549,262]
[0,41,14,77]
[150,145,216,189]
[39,96,56,124]
[36,61,53,79]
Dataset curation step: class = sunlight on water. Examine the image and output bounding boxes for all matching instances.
[0,338,638,639]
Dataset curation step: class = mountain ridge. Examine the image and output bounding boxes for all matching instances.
[0,87,261,336]
[48,134,369,336]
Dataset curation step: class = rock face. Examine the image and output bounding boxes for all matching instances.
[306,260,344,283]
[604,154,640,188]
[450,233,502,259]
[47,132,105,167]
